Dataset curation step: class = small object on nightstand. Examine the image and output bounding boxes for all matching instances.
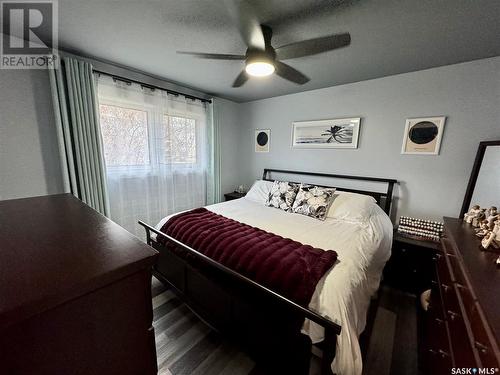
[224,191,246,201]
[397,216,443,242]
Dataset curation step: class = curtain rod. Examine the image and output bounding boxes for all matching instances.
[94,69,212,104]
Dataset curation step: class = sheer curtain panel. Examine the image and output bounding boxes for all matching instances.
[206,98,222,205]
[49,57,110,216]
[97,75,210,237]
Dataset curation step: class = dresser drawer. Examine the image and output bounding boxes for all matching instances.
[427,346,453,375]
[467,303,500,368]
[440,278,460,314]
[426,315,450,353]
[436,252,452,286]
[428,284,445,320]
[448,253,468,287]
[447,307,477,368]
[440,238,456,256]
[456,283,476,325]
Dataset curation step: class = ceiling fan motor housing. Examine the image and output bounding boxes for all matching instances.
[245,48,276,65]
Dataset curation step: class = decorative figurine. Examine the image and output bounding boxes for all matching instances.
[476,220,491,237]
[481,231,497,250]
[487,206,499,229]
[472,208,487,227]
[464,205,481,224]
[493,220,500,241]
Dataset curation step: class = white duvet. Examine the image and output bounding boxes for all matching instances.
[156,196,392,375]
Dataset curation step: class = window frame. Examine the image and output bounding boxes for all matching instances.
[98,97,202,173]
[161,112,199,166]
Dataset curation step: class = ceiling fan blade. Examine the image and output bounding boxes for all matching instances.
[232,70,249,87]
[226,0,265,50]
[274,61,310,85]
[275,33,351,60]
[177,51,246,60]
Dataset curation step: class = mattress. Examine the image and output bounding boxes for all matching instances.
[156,197,393,375]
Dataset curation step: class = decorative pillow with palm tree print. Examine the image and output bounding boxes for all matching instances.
[265,181,300,212]
[291,184,336,220]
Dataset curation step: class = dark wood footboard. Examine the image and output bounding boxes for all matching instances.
[140,221,341,375]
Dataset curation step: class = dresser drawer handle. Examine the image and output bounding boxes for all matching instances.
[441,283,450,292]
[456,283,467,291]
[447,310,460,320]
[475,341,488,354]
[435,318,444,324]
[438,349,450,358]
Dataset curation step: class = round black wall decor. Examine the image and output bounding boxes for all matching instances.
[256,131,269,146]
[408,121,438,144]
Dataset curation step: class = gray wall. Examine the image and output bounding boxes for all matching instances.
[216,98,243,198]
[0,69,64,200]
[236,57,500,221]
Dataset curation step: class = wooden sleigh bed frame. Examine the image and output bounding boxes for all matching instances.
[139,169,397,374]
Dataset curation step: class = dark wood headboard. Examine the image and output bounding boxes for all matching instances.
[262,168,397,215]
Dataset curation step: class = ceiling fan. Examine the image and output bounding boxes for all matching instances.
[177,0,351,88]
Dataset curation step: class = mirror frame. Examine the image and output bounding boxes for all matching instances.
[460,140,500,218]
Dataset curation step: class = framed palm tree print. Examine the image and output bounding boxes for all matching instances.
[291,118,361,149]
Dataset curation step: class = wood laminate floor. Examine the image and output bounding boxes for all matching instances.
[151,278,418,375]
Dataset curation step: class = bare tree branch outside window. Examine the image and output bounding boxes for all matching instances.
[99,104,149,166]
[99,104,197,167]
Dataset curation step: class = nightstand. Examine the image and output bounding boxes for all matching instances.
[383,230,439,294]
[224,191,246,201]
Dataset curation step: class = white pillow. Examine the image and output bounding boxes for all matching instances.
[245,180,274,204]
[327,191,377,222]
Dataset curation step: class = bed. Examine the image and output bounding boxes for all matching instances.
[140,169,397,375]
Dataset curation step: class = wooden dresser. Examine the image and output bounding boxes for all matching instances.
[422,217,500,373]
[0,194,158,375]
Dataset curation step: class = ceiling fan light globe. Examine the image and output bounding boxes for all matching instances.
[245,61,275,77]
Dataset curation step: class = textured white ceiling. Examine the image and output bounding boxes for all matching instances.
[54,0,500,102]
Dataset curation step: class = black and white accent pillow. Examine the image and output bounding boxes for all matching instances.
[291,184,336,220]
[265,181,300,212]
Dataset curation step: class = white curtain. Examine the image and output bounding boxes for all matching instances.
[97,75,209,238]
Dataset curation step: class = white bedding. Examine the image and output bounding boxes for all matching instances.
[156,196,392,375]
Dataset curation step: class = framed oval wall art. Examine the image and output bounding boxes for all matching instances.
[401,116,446,155]
[255,129,270,152]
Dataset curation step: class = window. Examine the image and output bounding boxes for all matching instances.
[97,75,209,239]
[99,104,149,166]
[161,115,196,164]
[99,104,197,167]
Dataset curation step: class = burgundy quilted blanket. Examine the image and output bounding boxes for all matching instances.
[158,208,338,306]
